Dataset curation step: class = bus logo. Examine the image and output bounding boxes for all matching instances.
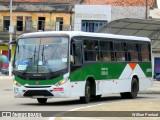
[36,82,39,85]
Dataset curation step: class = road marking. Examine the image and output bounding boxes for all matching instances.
[48,103,105,120]
[49,117,55,120]
[69,103,105,111]
[48,95,160,120]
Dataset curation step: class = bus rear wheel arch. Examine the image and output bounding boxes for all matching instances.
[120,77,139,99]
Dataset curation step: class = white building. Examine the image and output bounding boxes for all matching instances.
[74,5,111,32]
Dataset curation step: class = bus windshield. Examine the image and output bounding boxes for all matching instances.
[14,37,68,73]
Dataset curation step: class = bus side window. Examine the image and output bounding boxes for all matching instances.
[128,42,139,62]
[99,41,114,62]
[141,43,151,62]
[71,40,82,66]
[84,40,98,61]
[115,42,126,61]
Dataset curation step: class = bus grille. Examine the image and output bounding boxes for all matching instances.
[23,90,53,97]
[24,86,51,88]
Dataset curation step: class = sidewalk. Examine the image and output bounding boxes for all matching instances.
[0,75,13,80]
[139,80,160,94]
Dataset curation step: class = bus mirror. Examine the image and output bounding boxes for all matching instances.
[8,41,17,61]
[9,40,17,45]
[8,49,11,61]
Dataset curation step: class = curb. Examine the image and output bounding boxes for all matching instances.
[139,91,160,94]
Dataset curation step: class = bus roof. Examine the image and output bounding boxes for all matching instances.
[18,31,150,42]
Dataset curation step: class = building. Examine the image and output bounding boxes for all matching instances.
[0,0,83,73]
[74,5,111,32]
[74,0,154,32]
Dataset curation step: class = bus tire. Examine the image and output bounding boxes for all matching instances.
[120,78,138,99]
[37,98,47,104]
[80,81,91,103]
[93,95,102,100]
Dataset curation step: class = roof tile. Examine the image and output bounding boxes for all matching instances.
[0,0,76,3]
[83,0,154,7]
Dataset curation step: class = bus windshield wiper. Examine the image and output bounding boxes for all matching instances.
[41,45,52,74]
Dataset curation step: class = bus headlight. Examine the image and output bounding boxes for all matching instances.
[13,80,22,87]
[55,79,68,86]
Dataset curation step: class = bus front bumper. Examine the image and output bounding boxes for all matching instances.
[13,81,70,98]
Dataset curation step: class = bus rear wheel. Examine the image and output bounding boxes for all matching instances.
[120,78,138,99]
[80,81,91,103]
[37,98,47,104]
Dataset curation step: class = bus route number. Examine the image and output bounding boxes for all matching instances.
[101,68,108,76]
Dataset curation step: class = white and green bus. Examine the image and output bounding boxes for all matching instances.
[11,31,152,103]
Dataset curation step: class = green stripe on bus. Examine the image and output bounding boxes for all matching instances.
[15,76,63,85]
[139,63,152,77]
[14,62,152,85]
[69,63,127,81]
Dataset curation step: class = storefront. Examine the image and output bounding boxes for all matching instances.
[0,44,15,74]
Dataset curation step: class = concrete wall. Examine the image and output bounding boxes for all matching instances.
[74,5,147,31]
[150,9,160,19]
[0,3,71,12]
[111,6,146,21]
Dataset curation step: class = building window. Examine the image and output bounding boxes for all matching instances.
[25,16,32,32]
[17,16,23,31]
[81,20,107,32]
[3,16,10,31]
[56,17,63,31]
[38,17,45,31]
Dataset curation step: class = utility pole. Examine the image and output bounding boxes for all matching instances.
[146,0,148,19]
[9,0,14,76]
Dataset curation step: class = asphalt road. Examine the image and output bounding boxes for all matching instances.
[0,78,160,120]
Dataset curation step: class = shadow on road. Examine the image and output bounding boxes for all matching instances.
[20,95,149,106]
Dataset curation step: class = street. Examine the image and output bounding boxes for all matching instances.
[0,77,160,120]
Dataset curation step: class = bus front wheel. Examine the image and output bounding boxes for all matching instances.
[80,81,91,103]
[37,98,47,104]
[120,78,138,99]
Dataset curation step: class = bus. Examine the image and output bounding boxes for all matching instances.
[11,31,152,103]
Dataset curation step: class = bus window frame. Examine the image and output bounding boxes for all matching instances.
[71,36,151,65]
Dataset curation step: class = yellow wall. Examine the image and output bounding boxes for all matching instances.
[0,45,16,57]
[0,12,71,31]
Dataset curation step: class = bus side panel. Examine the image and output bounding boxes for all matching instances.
[110,63,152,94]
[111,64,132,93]
[69,69,86,97]
[138,63,152,91]
[101,80,110,94]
